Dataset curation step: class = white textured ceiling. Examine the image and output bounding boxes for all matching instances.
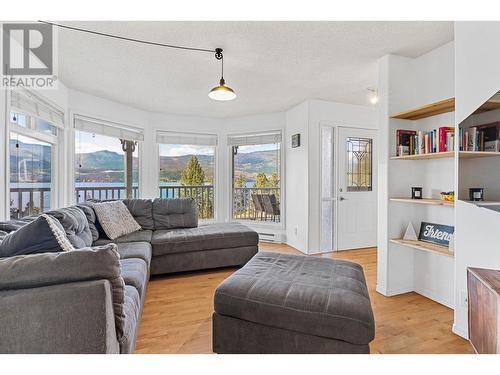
[57,21,453,118]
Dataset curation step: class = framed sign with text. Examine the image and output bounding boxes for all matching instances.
[418,222,455,247]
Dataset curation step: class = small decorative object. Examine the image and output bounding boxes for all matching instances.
[469,188,484,201]
[403,222,418,241]
[440,191,455,203]
[292,134,301,148]
[411,187,423,199]
[418,222,455,247]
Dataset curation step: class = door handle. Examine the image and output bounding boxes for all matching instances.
[339,196,346,201]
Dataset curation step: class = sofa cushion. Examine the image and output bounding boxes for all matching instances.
[115,242,152,267]
[151,223,259,256]
[122,199,154,230]
[152,198,198,230]
[0,216,36,233]
[92,201,141,240]
[76,204,99,242]
[120,285,141,354]
[46,206,92,248]
[120,258,148,299]
[214,251,375,345]
[0,214,74,257]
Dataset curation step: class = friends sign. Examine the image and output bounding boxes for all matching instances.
[418,222,455,247]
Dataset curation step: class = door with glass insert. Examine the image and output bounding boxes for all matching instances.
[337,127,377,250]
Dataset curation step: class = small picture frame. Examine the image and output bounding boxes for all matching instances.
[292,134,301,148]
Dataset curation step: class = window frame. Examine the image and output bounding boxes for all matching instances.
[227,129,285,229]
[156,132,219,222]
[8,114,60,218]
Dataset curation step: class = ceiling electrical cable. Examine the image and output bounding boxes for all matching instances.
[39,20,237,101]
[38,21,216,54]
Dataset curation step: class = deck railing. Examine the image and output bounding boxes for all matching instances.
[159,185,214,219]
[10,187,51,219]
[233,187,281,222]
[75,186,139,203]
[10,185,280,222]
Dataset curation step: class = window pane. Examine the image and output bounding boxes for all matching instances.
[35,118,57,136]
[75,131,139,202]
[232,142,281,223]
[159,144,215,219]
[10,112,27,127]
[346,137,373,192]
[10,132,52,219]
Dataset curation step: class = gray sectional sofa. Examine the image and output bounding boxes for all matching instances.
[0,198,258,354]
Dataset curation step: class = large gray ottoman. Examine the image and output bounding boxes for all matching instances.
[212,251,375,354]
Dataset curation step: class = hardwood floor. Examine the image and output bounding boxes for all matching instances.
[135,243,473,354]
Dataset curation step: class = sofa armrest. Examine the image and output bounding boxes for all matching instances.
[0,279,120,353]
[0,244,127,351]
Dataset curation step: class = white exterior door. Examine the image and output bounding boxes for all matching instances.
[337,127,377,250]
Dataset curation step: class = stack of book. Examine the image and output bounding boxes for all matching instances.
[459,121,500,152]
[396,127,455,156]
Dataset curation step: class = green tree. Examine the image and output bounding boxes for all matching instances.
[180,156,205,186]
[254,173,270,188]
[269,172,279,188]
[235,174,247,188]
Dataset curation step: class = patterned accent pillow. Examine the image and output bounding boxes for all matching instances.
[0,214,74,257]
[92,201,141,240]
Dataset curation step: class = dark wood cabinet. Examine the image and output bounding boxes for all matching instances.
[467,267,500,354]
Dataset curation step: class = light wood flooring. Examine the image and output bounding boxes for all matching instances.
[135,243,473,354]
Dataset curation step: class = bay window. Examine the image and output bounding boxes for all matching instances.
[228,131,282,223]
[74,115,142,203]
[156,131,217,219]
[8,90,63,219]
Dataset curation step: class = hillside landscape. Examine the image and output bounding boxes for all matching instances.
[10,139,279,184]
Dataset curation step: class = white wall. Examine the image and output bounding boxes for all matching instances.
[453,21,500,339]
[307,99,378,253]
[284,99,378,254]
[285,102,309,252]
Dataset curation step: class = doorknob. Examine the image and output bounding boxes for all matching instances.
[339,196,346,201]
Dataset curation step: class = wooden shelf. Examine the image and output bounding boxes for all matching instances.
[459,151,500,158]
[390,198,454,206]
[390,239,454,258]
[390,98,455,120]
[461,200,500,207]
[390,98,500,121]
[391,151,500,160]
[473,99,500,115]
[390,151,454,160]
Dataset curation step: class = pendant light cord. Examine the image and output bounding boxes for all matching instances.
[38,21,217,54]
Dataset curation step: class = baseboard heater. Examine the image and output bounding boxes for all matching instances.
[258,232,282,243]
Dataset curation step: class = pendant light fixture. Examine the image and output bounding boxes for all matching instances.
[208,48,236,101]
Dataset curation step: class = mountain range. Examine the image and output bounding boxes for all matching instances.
[10,139,279,183]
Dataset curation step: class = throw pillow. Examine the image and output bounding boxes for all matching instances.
[46,206,93,248]
[91,200,141,240]
[0,214,74,257]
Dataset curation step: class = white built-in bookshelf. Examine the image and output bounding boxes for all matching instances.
[385,94,500,308]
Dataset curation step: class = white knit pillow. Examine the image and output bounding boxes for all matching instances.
[92,201,141,240]
[42,214,75,252]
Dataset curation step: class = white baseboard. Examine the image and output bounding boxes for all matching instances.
[452,323,468,339]
[414,287,454,310]
[377,285,413,296]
